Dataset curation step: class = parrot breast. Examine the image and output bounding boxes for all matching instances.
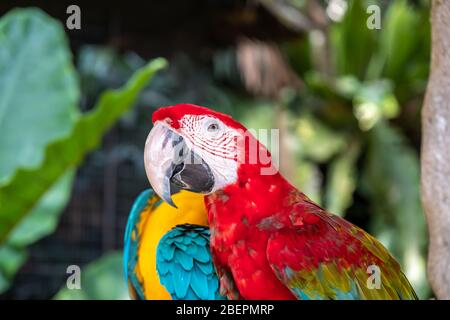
[205,166,298,299]
[204,161,417,300]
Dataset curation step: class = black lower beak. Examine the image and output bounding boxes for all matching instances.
[170,149,214,194]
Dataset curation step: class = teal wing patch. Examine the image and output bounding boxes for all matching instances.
[156,224,226,300]
[123,188,156,300]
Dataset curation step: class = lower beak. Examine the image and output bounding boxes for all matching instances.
[144,122,214,207]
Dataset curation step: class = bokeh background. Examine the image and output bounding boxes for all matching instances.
[0,0,431,299]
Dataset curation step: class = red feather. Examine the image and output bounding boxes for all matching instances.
[153,104,417,300]
[152,104,246,131]
[205,168,416,299]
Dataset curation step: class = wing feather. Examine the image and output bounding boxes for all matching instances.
[266,200,417,300]
[156,224,226,300]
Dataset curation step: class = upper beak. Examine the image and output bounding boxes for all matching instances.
[144,122,214,207]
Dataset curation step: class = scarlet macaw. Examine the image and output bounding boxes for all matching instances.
[138,103,417,300]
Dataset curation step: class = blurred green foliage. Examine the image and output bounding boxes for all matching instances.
[210,0,430,297]
[281,0,429,297]
[0,0,432,299]
[0,8,78,293]
[0,8,165,293]
[54,251,128,300]
[63,0,430,299]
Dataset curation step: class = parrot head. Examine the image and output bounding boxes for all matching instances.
[144,104,273,207]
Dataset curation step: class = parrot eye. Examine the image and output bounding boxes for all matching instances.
[207,122,219,132]
[203,118,223,137]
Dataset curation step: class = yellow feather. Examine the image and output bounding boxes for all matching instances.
[136,190,208,300]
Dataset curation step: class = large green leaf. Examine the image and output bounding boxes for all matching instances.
[0,245,26,293]
[54,251,128,300]
[0,8,80,183]
[0,170,75,293]
[0,57,167,243]
[7,170,75,247]
[362,121,429,298]
[0,8,81,293]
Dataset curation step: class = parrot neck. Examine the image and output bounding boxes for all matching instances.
[205,162,307,229]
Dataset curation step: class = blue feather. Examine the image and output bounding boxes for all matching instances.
[192,235,207,246]
[190,267,209,299]
[197,261,213,274]
[160,272,175,294]
[156,225,226,300]
[173,263,191,298]
[123,189,155,300]
[175,250,194,271]
[175,242,188,251]
[194,245,210,263]
[186,243,199,255]
[162,243,176,260]
[158,259,170,275]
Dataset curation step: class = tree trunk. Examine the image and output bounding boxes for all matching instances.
[421,0,450,299]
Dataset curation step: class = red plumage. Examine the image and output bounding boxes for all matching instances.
[153,104,246,131]
[151,104,417,300]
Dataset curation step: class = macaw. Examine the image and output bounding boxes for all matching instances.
[123,188,224,300]
[141,103,418,300]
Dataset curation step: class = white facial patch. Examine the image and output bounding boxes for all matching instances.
[178,115,240,192]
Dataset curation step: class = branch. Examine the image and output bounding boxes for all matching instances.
[421,0,450,299]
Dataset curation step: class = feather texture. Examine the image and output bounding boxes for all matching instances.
[157,224,225,300]
[123,189,155,300]
[205,164,418,300]
[147,104,419,300]
[266,202,418,299]
[123,189,210,299]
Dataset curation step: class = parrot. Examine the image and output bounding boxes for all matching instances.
[123,188,225,300]
[142,103,418,300]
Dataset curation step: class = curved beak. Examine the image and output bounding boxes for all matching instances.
[144,122,214,207]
